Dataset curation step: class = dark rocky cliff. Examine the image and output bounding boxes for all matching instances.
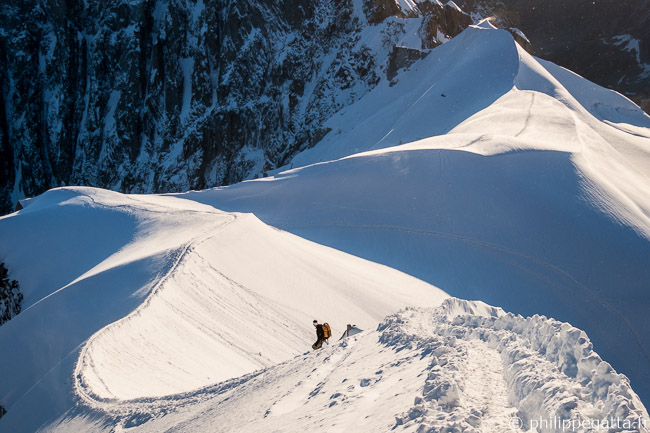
[0,0,472,214]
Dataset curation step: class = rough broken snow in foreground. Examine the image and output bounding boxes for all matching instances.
[47,300,650,433]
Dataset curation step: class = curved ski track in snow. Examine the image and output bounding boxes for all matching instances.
[70,198,448,403]
[74,212,237,402]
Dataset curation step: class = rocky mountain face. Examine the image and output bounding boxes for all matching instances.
[461,0,650,112]
[0,0,472,214]
[1,0,647,215]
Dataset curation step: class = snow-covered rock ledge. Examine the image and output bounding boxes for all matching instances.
[383,299,650,432]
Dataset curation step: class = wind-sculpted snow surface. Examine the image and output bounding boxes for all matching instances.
[0,187,241,430]
[44,299,650,433]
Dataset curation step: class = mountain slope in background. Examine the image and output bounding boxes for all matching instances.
[2,0,649,215]
[461,0,650,112]
[0,0,471,214]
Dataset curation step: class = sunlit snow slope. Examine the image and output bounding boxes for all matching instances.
[44,300,650,433]
[178,22,650,404]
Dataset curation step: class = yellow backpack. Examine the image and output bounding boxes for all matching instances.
[322,323,331,339]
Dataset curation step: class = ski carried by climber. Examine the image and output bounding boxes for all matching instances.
[312,320,331,350]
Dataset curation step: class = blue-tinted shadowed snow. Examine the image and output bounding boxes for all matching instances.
[0,257,159,433]
[0,188,138,308]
